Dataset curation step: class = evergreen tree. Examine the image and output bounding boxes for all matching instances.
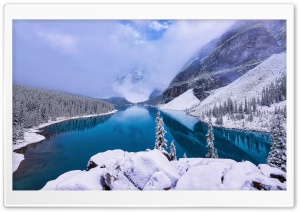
[234,100,238,113]
[215,115,223,125]
[12,84,115,143]
[248,111,254,122]
[169,140,177,161]
[267,114,287,172]
[244,97,248,113]
[183,153,187,158]
[206,119,218,158]
[154,111,168,153]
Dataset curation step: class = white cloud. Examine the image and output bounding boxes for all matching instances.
[36,31,77,53]
[148,21,169,31]
[86,20,236,102]
[16,20,236,102]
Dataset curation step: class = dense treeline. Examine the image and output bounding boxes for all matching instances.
[261,77,286,106]
[13,84,114,143]
[200,76,286,125]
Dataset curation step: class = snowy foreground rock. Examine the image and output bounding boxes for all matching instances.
[42,149,286,191]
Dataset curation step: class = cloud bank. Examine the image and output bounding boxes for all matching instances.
[13,20,235,103]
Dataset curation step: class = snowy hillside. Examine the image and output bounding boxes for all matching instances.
[198,101,286,132]
[190,53,286,114]
[42,149,286,191]
[185,53,287,132]
[160,89,200,111]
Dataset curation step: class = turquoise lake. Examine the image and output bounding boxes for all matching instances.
[13,106,271,190]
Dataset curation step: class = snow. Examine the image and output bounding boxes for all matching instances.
[199,101,286,132]
[42,149,286,191]
[258,164,286,179]
[188,53,286,132]
[160,89,200,111]
[12,152,24,172]
[190,53,286,114]
[175,162,229,190]
[13,129,46,151]
[158,53,286,133]
[42,170,82,190]
[88,149,130,167]
[54,168,104,190]
[12,110,118,173]
[123,150,180,189]
[143,171,172,190]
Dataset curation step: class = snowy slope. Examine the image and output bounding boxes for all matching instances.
[190,53,286,114]
[160,89,201,111]
[42,149,286,191]
[198,101,286,132]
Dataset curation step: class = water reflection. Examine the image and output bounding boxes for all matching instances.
[161,112,270,165]
[40,115,112,138]
[13,106,272,190]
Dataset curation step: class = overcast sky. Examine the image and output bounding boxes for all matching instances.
[13,20,235,103]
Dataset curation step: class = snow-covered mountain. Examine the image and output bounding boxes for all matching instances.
[162,20,286,104]
[160,53,286,132]
[160,89,200,111]
[42,149,286,190]
[113,66,152,103]
[190,52,286,114]
[115,66,145,85]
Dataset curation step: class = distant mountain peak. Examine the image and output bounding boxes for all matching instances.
[115,66,146,85]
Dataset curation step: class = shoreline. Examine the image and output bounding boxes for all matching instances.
[12,110,118,173]
[188,113,271,134]
[159,107,270,134]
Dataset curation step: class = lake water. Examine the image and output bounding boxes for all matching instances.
[13,106,271,190]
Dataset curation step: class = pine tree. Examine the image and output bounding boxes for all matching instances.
[154,111,168,153]
[248,111,254,122]
[169,140,177,161]
[206,118,218,158]
[267,114,287,172]
[215,115,223,125]
[244,97,248,113]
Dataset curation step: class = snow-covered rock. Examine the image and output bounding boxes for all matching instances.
[144,171,172,190]
[123,150,180,189]
[54,168,104,190]
[175,162,229,190]
[42,170,82,190]
[258,164,286,181]
[41,149,286,191]
[160,89,200,111]
[87,149,129,168]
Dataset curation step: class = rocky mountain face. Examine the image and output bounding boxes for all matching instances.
[149,89,162,100]
[162,20,286,103]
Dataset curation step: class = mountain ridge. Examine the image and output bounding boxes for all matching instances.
[162,20,286,103]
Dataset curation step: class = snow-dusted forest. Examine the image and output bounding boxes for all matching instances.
[13,84,114,143]
[195,76,286,129]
